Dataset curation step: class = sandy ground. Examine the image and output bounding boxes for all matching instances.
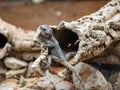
[0,0,109,30]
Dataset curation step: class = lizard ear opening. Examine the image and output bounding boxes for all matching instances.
[54,29,79,52]
[0,33,8,48]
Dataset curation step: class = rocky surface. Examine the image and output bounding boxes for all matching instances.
[5,68,27,79]
[38,79,55,90]
[4,57,28,70]
[55,81,74,90]
[109,71,120,90]
[73,62,112,90]
[0,82,18,90]
[26,62,34,78]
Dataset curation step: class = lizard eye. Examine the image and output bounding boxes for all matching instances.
[40,27,46,31]
[42,28,46,31]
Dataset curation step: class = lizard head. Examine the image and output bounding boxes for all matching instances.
[40,25,53,39]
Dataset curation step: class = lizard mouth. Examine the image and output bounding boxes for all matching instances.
[0,33,8,48]
[53,29,79,52]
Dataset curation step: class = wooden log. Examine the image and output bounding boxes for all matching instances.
[0,17,43,61]
[52,0,120,65]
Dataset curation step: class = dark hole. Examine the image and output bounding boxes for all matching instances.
[0,33,8,48]
[54,29,79,52]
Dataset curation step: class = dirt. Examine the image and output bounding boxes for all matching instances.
[0,0,109,30]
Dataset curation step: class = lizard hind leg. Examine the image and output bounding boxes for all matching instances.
[45,55,64,69]
[60,61,86,90]
[44,55,52,69]
[72,69,86,90]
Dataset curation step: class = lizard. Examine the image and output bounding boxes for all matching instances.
[39,25,86,90]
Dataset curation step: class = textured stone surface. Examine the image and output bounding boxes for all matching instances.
[23,78,39,89]
[4,57,28,70]
[109,71,120,90]
[38,80,55,90]
[3,78,19,84]
[55,81,74,90]
[0,82,18,90]
[73,62,112,90]
[26,62,34,78]
[39,70,62,83]
[5,68,27,78]
[19,88,37,90]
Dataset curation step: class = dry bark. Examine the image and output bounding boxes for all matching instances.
[0,17,43,61]
[52,0,120,65]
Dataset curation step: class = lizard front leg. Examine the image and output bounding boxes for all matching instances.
[65,52,76,61]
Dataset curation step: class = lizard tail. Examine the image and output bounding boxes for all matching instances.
[60,61,86,90]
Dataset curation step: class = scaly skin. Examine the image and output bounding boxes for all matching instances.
[39,25,85,90]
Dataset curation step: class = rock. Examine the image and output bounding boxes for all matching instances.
[21,52,39,61]
[3,78,19,84]
[73,62,112,90]
[0,78,19,90]
[109,71,120,90]
[23,78,39,89]
[0,82,18,90]
[39,70,62,84]
[89,55,120,65]
[19,87,37,90]
[19,75,25,86]
[49,66,67,78]
[38,73,74,90]
[4,57,28,70]
[106,55,120,65]
[26,62,34,78]
[38,80,55,90]
[5,68,27,78]
[0,65,7,74]
[55,81,74,90]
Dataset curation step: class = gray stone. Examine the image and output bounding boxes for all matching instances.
[109,71,120,90]
[55,81,74,90]
[0,82,18,90]
[4,57,28,69]
[73,62,112,90]
[23,78,39,89]
[19,88,37,90]
[6,68,27,78]
[38,80,55,90]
